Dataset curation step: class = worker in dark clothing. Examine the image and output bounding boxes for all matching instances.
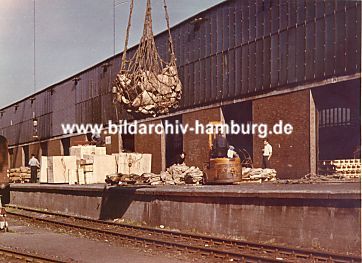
[173,152,186,165]
[211,133,229,158]
[28,154,40,183]
[91,132,104,147]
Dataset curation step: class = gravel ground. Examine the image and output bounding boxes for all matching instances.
[0,216,193,263]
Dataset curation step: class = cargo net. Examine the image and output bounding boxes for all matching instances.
[113,0,182,117]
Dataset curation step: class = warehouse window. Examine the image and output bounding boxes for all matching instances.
[319,107,351,128]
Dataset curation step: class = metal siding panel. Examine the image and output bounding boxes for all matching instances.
[346,4,359,74]
[356,3,361,73]
[216,53,223,100]
[205,58,212,102]
[183,65,190,108]
[223,6,230,50]
[228,49,235,98]
[315,0,325,19]
[297,0,306,24]
[200,59,206,104]
[256,39,263,91]
[335,10,346,75]
[271,0,280,33]
[194,61,200,104]
[217,8,223,53]
[315,16,326,79]
[205,18,212,57]
[189,63,195,106]
[241,45,249,94]
[279,30,288,86]
[185,27,192,64]
[200,19,206,59]
[235,1,242,46]
[325,15,335,78]
[264,0,271,36]
[263,36,271,90]
[249,0,256,41]
[287,27,297,84]
[235,47,242,97]
[211,55,217,102]
[288,0,297,27]
[279,0,288,30]
[296,24,306,82]
[211,11,217,55]
[229,4,235,48]
[241,1,249,43]
[325,0,335,15]
[178,66,186,107]
[256,0,263,39]
[271,34,279,87]
[306,0,316,21]
[305,21,315,80]
[248,42,256,93]
[222,52,229,100]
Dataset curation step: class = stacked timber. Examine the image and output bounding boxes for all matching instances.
[319,159,361,178]
[115,66,182,116]
[240,168,277,183]
[7,167,32,183]
[276,173,360,184]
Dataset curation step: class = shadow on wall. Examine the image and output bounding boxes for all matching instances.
[98,186,153,220]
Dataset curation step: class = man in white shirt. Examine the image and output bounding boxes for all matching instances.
[262,138,272,169]
[28,154,40,183]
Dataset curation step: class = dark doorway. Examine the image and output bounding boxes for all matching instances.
[23,145,29,166]
[61,138,70,156]
[163,115,183,167]
[40,142,48,156]
[222,101,253,160]
[122,134,135,152]
[312,79,361,160]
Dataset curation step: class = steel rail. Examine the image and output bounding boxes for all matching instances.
[0,246,66,263]
[6,205,361,263]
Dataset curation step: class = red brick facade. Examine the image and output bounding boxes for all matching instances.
[253,90,313,179]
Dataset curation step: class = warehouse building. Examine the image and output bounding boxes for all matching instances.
[0,0,360,178]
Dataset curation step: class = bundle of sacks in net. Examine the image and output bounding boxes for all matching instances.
[241,168,277,182]
[115,65,182,115]
[106,163,204,186]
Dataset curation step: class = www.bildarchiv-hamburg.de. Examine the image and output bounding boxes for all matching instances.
[61,120,293,139]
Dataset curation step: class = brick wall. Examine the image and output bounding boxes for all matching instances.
[70,135,88,146]
[29,143,41,159]
[102,133,120,155]
[48,139,63,156]
[135,120,165,173]
[11,146,24,168]
[183,107,223,169]
[253,90,312,179]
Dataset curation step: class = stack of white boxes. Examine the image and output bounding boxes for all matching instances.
[113,153,152,175]
[39,146,152,185]
[43,156,77,184]
[82,154,117,184]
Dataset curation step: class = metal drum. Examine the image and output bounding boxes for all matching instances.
[203,158,242,184]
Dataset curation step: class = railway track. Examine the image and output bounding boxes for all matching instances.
[0,246,66,263]
[6,205,361,263]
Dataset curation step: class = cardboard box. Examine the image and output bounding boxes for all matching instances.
[83,155,117,183]
[114,153,152,175]
[40,156,48,183]
[47,156,77,183]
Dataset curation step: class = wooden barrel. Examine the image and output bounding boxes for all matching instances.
[203,158,242,184]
